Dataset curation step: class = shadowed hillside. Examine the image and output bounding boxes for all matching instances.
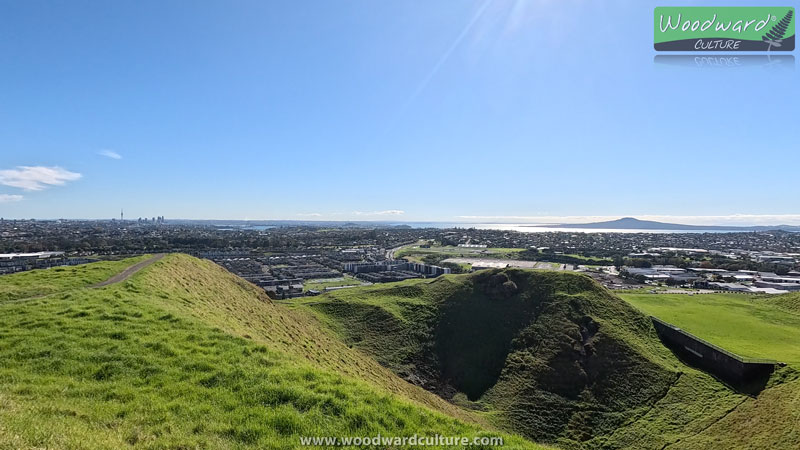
[300,269,800,449]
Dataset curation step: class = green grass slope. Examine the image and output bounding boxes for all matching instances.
[298,269,800,449]
[668,375,800,449]
[760,291,800,314]
[0,256,150,303]
[0,255,542,449]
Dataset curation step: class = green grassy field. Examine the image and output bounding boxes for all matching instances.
[560,254,613,264]
[298,269,800,449]
[619,292,800,364]
[395,244,525,262]
[0,255,543,449]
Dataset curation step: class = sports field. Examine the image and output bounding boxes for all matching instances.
[619,292,800,365]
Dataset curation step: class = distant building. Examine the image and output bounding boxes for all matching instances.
[758,274,800,285]
[0,252,91,275]
[755,253,796,264]
[343,260,451,277]
[624,267,671,281]
[706,282,751,292]
[668,273,702,284]
[754,281,800,292]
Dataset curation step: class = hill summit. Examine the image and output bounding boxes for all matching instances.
[0,255,541,449]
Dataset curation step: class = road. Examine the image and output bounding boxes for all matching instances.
[386,243,409,260]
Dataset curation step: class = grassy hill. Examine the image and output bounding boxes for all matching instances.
[4,256,798,449]
[618,290,800,448]
[0,255,542,449]
[297,269,800,449]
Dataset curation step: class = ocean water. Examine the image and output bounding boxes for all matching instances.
[211,220,750,234]
[397,223,742,234]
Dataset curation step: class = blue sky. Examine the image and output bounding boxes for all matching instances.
[1,0,798,224]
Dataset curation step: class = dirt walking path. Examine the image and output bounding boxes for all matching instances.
[3,254,166,306]
[92,254,165,287]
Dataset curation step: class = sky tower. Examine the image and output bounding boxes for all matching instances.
[120,209,123,221]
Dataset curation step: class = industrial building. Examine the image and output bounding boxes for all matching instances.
[0,252,92,275]
[343,260,451,277]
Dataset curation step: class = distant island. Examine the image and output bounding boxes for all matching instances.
[531,217,800,232]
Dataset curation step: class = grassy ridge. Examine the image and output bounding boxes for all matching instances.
[0,255,543,449]
[619,292,800,364]
[133,256,483,423]
[0,256,150,303]
[761,291,800,314]
[300,269,800,449]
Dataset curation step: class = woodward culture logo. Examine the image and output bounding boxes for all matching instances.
[655,7,795,51]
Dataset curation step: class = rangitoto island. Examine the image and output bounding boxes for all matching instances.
[531,217,800,232]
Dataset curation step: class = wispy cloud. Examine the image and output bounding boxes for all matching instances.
[98,150,122,160]
[0,166,82,191]
[0,194,23,203]
[354,210,405,216]
[296,213,323,217]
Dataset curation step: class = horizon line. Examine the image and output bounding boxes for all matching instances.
[4,214,800,227]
